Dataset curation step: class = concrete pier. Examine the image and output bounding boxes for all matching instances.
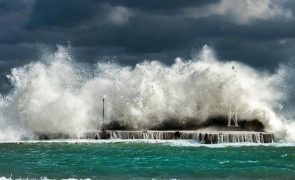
[34,130,274,144]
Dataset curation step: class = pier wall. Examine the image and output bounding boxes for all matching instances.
[35,131,274,144]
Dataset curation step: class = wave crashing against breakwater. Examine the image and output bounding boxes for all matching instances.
[0,45,294,142]
[35,131,274,144]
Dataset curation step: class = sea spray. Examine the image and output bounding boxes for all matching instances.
[0,45,294,141]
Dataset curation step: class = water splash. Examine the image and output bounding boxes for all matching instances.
[0,45,294,141]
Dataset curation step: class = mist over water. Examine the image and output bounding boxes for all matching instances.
[0,45,294,142]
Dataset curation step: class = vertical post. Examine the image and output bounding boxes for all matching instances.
[102,97,105,126]
[234,105,238,127]
[228,106,232,126]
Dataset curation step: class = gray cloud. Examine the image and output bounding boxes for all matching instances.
[184,0,292,24]
[0,0,295,93]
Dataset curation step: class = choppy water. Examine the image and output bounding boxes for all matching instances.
[0,140,294,179]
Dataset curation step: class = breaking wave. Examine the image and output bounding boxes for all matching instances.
[0,45,294,142]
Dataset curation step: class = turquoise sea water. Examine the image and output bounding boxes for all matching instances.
[0,140,294,179]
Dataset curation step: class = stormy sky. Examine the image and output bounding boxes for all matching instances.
[0,0,295,93]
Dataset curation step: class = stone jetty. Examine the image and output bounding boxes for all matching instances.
[35,130,274,144]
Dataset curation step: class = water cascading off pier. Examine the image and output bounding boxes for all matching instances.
[35,131,274,144]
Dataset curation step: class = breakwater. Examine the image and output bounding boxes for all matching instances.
[35,131,274,144]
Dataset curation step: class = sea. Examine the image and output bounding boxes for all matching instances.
[0,140,294,180]
[0,45,295,179]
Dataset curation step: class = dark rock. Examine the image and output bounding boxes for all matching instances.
[174,131,181,139]
[94,134,99,140]
[99,129,110,139]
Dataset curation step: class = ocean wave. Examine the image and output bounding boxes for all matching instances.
[0,45,294,142]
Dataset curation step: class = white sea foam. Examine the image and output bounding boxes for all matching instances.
[0,45,294,142]
[280,153,288,158]
[0,139,294,148]
[0,177,91,180]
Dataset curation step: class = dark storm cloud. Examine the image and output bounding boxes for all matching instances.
[1,0,295,93]
[26,0,220,29]
[104,0,221,14]
[26,0,99,29]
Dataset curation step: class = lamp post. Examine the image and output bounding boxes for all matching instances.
[102,95,105,128]
[227,65,239,127]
